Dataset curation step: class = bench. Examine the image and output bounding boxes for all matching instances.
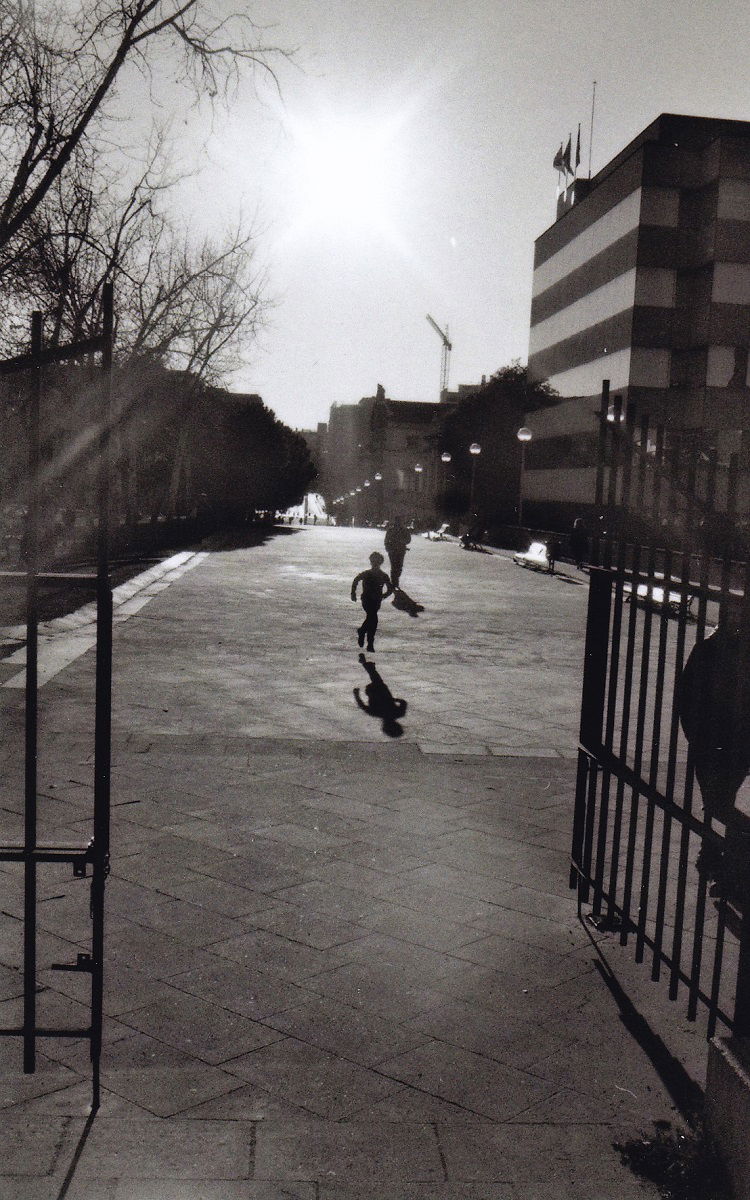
[622,580,696,617]
[513,540,553,573]
[423,523,451,541]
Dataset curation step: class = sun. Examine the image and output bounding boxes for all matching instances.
[287,110,404,236]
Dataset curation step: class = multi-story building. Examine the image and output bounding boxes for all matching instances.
[525,113,750,528]
[323,386,450,525]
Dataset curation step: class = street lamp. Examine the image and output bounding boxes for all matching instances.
[439,451,452,513]
[606,404,624,424]
[469,442,481,514]
[517,427,532,527]
[373,471,383,524]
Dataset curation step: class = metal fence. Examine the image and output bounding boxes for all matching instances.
[571,382,750,1039]
[0,284,113,1107]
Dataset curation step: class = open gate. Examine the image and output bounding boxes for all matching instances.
[571,381,750,1040]
[0,284,113,1107]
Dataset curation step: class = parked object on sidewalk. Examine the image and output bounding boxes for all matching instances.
[460,530,488,552]
[623,579,696,618]
[423,523,451,541]
[354,653,407,737]
[391,587,424,617]
[351,551,393,653]
[513,540,554,573]
[384,516,411,588]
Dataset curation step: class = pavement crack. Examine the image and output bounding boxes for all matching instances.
[48,1114,72,1175]
[247,1119,257,1178]
[432,1120,449,1181]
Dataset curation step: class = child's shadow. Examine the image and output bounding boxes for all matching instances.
[354,654,408,738]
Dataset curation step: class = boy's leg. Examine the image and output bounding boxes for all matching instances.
[357,601,367,647]
[365,604,378,651]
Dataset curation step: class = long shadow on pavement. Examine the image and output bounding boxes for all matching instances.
[199,523,301,552]
[585,925,705,1125]
[56,1110,97,1200]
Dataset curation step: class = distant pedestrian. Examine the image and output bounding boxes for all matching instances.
[384,516,411,589]
[351,551,393,652]
[569,517,589,570]
[547,536,562,573]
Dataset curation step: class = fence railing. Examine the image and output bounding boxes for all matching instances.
[571,382,750,1040]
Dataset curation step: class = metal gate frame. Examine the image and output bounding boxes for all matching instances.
[0,283,113,1108]
[571,381,750,1040]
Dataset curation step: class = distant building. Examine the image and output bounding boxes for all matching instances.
[526,113,750,527]
[323,385,450,525]
[297,422,327,479]
[441,380,486,405]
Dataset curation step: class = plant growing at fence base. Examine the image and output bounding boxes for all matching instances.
[615,1120,731,1200]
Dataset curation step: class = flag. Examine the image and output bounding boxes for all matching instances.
[562,135,572,175]
[575,123,581,170]
[553,142,564,171]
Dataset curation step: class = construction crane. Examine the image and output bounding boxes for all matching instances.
[426,314,452,396]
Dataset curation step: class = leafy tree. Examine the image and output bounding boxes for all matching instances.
[438,362,558,527]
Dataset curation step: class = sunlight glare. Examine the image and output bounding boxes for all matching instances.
[289,112,404,236]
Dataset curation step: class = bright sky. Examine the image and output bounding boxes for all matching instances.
[162,0,750,430]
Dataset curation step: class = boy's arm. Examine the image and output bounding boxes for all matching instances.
[351,572,362,600]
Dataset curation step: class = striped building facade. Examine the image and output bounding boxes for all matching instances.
[526,113,750,526]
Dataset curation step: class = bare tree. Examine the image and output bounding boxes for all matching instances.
[0,1,287,268]
[4,133,267,380]
[119,216,268,383]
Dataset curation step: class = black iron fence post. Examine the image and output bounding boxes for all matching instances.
[90,281,114,1109]
[23,311,42,1074]
[0,285,114,1107]
[731,815,750,1043]
[571,567,612,895]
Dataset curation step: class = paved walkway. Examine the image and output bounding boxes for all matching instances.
[0,526,709,1197]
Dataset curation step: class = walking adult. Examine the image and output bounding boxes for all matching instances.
[569,517,589,570]
[677,600,750,887]
[384,516,411,589]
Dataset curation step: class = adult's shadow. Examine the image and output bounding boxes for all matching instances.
[354,653,408,738]
[391,587,424,617]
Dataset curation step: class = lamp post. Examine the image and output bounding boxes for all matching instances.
[516,427,532,526]
[439,451,451,519]
[469,442,481,514]
[373,471,383,524]
[414,464,423,522]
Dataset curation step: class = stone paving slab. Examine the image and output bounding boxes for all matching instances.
[253,1117,445,1183]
